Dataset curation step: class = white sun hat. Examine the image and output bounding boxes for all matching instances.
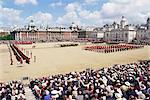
[125,81,130,86]
[115,93,122,99]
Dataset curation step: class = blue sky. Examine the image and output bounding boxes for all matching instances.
[0,0,150,27]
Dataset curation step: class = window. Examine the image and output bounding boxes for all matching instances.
[106,34,108,37]
[125,33,128,38]
[116,33,118,39]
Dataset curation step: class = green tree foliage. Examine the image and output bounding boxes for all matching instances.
[0,35,14,40]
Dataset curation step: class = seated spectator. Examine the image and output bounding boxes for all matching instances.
[29,60,150,100]
[0,81,25,100]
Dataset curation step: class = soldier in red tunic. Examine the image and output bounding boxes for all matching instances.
[10,58,13,65]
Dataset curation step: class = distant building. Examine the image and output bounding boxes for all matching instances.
[13,21,80,42]
[136,18,150,43]
[93,27,104,39]
[104,16,136,43]
[0,32,9,37]
[78,27,94,38]
[10,17,150,43]
[0,27,10,37]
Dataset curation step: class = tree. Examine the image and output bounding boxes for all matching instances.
[0,35,14,40]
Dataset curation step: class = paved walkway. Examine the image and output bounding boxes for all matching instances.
[25,87,36,100]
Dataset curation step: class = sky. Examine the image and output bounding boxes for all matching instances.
[0,0,150,27]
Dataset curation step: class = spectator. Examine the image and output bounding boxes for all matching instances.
[29,60,150,100]
[0,81,25,100]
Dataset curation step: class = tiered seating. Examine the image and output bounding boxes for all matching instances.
[29,60,150,100]
[84,44,144,53]
[0,81,26,100]
[1,60,149,100]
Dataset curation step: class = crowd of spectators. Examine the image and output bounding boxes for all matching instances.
[0,80,26,100]
[29,60,150,100]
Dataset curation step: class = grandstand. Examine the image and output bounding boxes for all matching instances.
[0,60,149,99]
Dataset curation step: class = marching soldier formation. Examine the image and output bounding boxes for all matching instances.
[10,44,30,65]
[60,43,78,47]
[7,43,13,65]
[84,44,144,53]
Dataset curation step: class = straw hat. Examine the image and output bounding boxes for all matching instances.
[115,93,122,99]
[51,90,59,98]
[51,90,59,94]
[125,81,130,86]
[100,84,105,89]
[121,85,128,92]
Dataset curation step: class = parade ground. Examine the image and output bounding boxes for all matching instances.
[0,42,149,82]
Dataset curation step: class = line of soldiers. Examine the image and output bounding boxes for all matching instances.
[84,44,144,53]
[14,41,32,44]
[10,44,23,64]
[7,44,13,65]
[13,44,30,64]
[10,44,30,64]
[60,43,78,47]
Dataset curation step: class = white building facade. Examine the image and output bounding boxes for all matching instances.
[92,27,104,39]
[104,16,136,43]
[136,18,150,43]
